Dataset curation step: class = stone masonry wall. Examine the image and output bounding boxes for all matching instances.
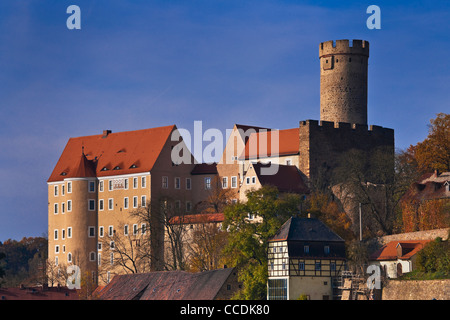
[382,279,450,300]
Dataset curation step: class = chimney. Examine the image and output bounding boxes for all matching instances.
[102,130,112,138]
[434,169,439,177]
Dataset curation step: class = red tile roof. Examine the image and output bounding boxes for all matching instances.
[169,213,224,225]
[369,240,431,261]
[48,125,176,182]
[0,286,79,300]
[239,128,299,160]
[251,162,309,194]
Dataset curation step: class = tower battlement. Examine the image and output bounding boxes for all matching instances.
[299,119,393,138]
[319,39,369,58]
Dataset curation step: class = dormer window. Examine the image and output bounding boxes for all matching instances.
[113,166,120,170]
[101,167,109,171]
[60,172,67,176]
[130,164,137,169]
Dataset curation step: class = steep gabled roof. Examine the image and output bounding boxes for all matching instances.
[269,217,345,242]
[239,128,299,160]
[369,240,431,261]
[97,268,236,300]
[48,125,176,182]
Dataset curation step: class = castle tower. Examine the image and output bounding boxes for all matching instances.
[319,39,369,125]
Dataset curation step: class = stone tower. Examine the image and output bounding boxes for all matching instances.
[319,39,369,125]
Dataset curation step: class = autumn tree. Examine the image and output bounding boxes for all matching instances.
[414,113,450,173]
[222,186,302,299]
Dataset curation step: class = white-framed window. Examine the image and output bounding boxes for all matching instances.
[55,256,59,266]
[133,177,138,189]
[88,199,96,211]
[162,176,168,189]
[186,178,191,190]
[231,176,237,188]
[141,195,146,207]
[246,177,250,185]
[124,225,129,236]
[89,252,96,262]
[110,254,114,266]
[141,176,146,188]
[54,185,58,197]
[108,226,114,237]
[61,185,65,196]
[108,198,114,210]
[108,180,113,191]
[99,226,104,238]
[61,202,65,214]
[62,245,65,253]
[133,196,138,208]
[205,177,211,190]
[133,224,138,235]
[141,223,146,235]
[54,229,58,240]
[54,203,58,214]
[99,180,104,192]
[186,201,192,212]
[99,199,104,211]
[62,229,65,240]
[67,227,72,238]
[124,197,129,209]
[89,181,96,193]
[252,176,256,184]
[98,253,102,266]
[124,178,129,190]
[98,242,102,251]
[67,252,72,263]
[67,181,72,193]
[67,200,72,212]
[175,177,181,189]
[55,245,60,254]
[222,177,228,188]
[88,226,95,238]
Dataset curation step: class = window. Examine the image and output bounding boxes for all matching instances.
[99,199,104,211]
[108,226,114,236]
[175,177,180,189]
[88,199,96,211]
[55,245,60,254]
[124,178,129,190]
[62,229,65,240]
[99,226,104,237]
[88,227,95,238]
[108,180,113,191]
[108,198,114,210]
[67,227,72,238]
[246,177,250,184]
[304,245,309,254]
[315,262,321,271]
[222,177,228,189]
[186,201,192,212]
[162,176,168,189]
[124,225,129,236]
[124,197,129,209]
[324,246,330,255]
[331,262,336,272]
[89,181,96,193]
[141,195,146,207]
[251,176,256,184]
[205,177,211,190]
[54,185,58,197]
[231,176,237,188]
[99,180,104,192]
[54,229,58,240]
[133,177,138,189]
[141,176,146,188]
[61,202,65,214]
[268,279,287,300]
[67,181,72,193]
[54,203,58,214]
[133,224,138,235]
[98,253,101,266]
[299,262,305,271]
[186,178,191,190]
[90,252,96,262]
[67,200,72,212]
[67,253,72,263]
[175,200,181,210]
[61,185,65,196]
[133,196,138,208]
[141,223,146,235]
[286,159,292,166]
[55,257,59,266]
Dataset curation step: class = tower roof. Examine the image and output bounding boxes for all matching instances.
[48,125,176,182]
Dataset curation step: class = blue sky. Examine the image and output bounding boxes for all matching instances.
[0,0,449,241]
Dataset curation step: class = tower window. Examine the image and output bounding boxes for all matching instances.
[349,58,352,62]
